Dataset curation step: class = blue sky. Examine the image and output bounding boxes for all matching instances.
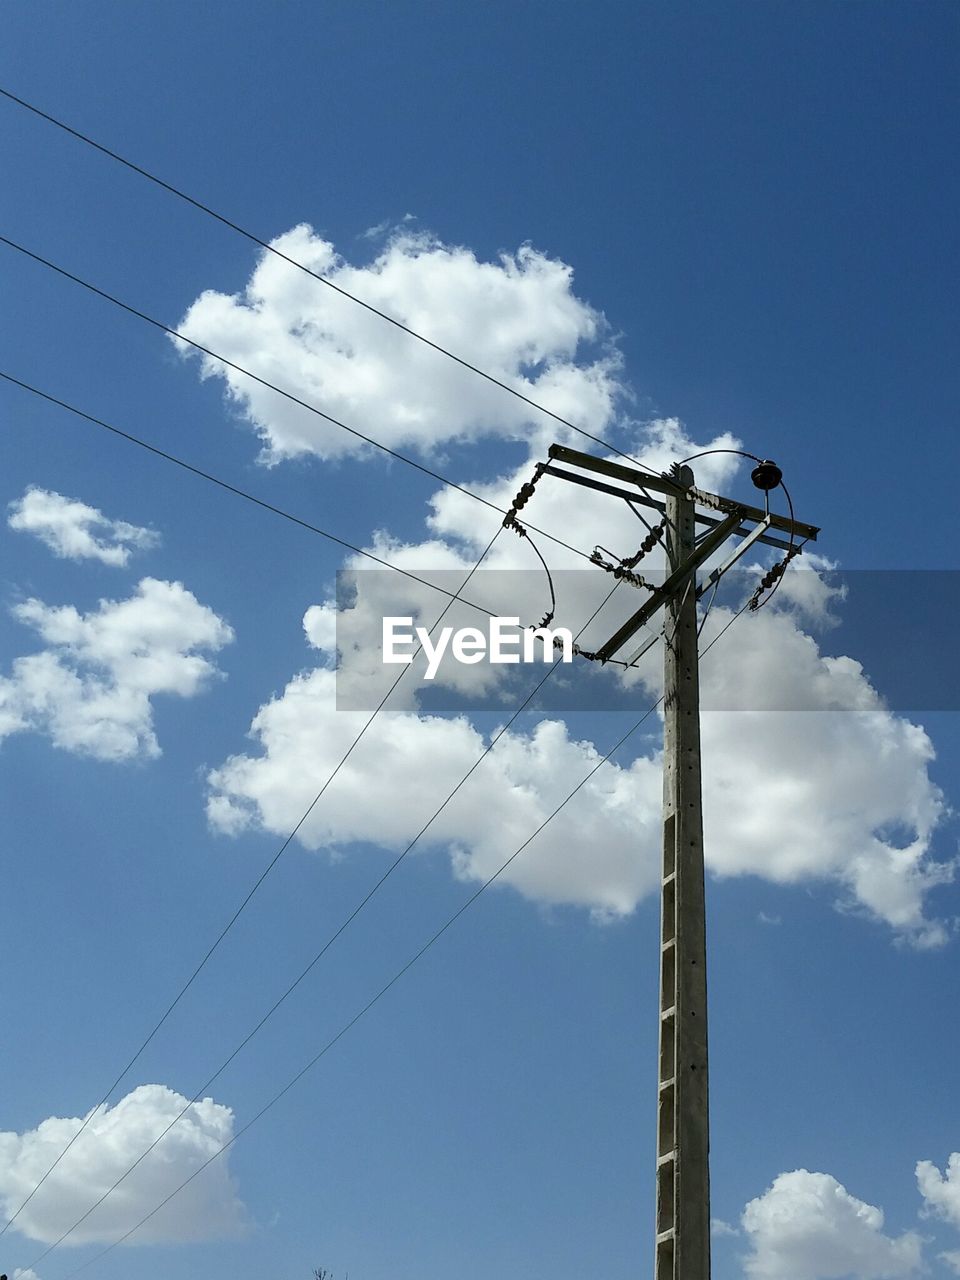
[1,3,959,1279]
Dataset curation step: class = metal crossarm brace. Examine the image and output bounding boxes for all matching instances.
[546,444,820,545]
[594,511,743,663]
[541,463,799,554]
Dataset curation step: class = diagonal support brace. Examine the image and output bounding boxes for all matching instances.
[595,511,744,663]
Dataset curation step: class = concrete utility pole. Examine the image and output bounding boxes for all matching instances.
[655,467,709,1280]
[536,445,819,1280]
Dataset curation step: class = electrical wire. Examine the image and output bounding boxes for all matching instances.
[697,577,722,639]
[0,370,511,622]
[50,592,753,1280]
[678,445,803,610]
[504,519,557,627]
[679,447,762,465]
[0,235,597,568]
[0,84,660,478]
[22,580,625,1269]
[1,522,505,1245]
[753,478,798,611]
[625,497,657,536]
[0,367,616,1238]
[0,89,810,1258]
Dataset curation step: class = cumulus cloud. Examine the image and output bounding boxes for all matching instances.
[917,1153,960,1228]
[741,1169,923,1279]
[711,1217,739,1237]
[8,487,159,566]
[693,602,950,948]
[207,665,663,920]
[177,226,951,943]
[172,224,625,462]
[206,525,951,945]
[0,578,233,761]
[0,1085,245,1245]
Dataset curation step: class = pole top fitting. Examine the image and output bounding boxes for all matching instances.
[751,459,783,491]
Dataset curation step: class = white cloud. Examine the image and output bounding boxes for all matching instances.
[177,227,951,944]
[917,1154,960,1228]
[207,665,663,920]
[741,1169,923,1279]
[8,487,159,566]
[0,578,233,761]
[173,224,625,462]
[712,1216,739,1237]
[14,1270,42,1279]
[0,1085,245,1246]
[693,601,951,948]
[941,1250,960,1275]
[206,531,951,945]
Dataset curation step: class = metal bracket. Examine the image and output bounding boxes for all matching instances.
[595,511,744,663]
[547,444,819,544]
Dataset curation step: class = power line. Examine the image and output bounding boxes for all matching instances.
[22,578,626,1267]
[0,233,598,569]
[0,369,598,1239]
[0,369,528,620]
[0,84,659,478]
[50,597,752,1280]
[1,365,757,1257]
[1,520,505,1245]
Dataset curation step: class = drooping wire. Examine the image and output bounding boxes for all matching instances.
[500,463,558,626]
[677,446,804,612]
[53,590,755,1280]
[0,85,661,479]
[1,521,505,1246]
[678,447,761,466]
[507,522,557,628]
[22,579,625,1271]
[751,477,799,611]
[0,236,597,569]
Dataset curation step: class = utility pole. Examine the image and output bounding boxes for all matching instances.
[531,444,819,1280]
[655,467,709,1280]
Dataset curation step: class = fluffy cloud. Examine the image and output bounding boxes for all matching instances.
[711,1217,739,1237]
[917,1153,960,1228]
[694,602,950,948]
[0,578,233,761]
[208,665,663,920]
[0,1085,245,1245]
[206,527,950,945]
[172,225,624,462]
[8,487,159,566]
[178,227,950,943]
[741,1170,923,1279]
